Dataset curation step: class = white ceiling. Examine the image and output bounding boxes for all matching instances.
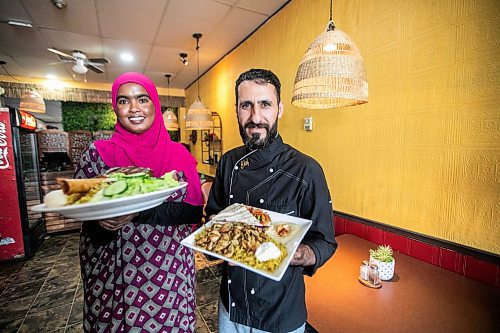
[0,0,290,90]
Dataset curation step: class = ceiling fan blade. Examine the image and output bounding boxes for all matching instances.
[88,57,110,64]
[47,48,76,60]
[86,63,104,74]
[50,60,72,65]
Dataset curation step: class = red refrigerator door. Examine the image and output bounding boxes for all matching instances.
[0,107,25,260]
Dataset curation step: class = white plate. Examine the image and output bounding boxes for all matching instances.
[181,209,312,281]
[31,182,187,221]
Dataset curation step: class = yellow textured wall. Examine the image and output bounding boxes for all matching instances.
[186,0,500,254]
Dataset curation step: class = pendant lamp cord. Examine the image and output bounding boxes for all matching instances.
[0,61,22,82]
[327,0,336,31]
[166,75,170,109]
[196,36,201,100]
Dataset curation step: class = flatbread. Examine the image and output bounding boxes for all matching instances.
[211,203,260,224]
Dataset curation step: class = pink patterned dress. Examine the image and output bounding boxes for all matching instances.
[75,144,196,333]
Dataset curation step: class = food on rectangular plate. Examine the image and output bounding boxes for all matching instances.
[195,222,287,272]
[254,242,282,262]
[212,203,272,226]
[266,222,300,243]
[245,205,272,226]
[211,203,259,224]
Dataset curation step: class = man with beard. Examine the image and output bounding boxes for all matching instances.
[205,69,337,333]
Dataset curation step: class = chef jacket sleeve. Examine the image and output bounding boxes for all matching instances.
[204,154,228,218]
[137,201,203,227]
[299,162,338,276]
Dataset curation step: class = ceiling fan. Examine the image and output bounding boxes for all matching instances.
[47,48,110,74]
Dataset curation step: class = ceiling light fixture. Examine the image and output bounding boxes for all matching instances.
[120,53,134,62]
[72,59,88,74]
[291,0,368,109]
[7,20,33,28]
[51,0,67,9]
[20,90,46,113]
[44,79,65,90]
[185,33,213,130]
[163,73,179,131]
[179,53,188,66]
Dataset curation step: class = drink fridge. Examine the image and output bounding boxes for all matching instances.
[0,106,46,261]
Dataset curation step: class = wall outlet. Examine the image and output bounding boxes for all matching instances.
[304,116,313,131]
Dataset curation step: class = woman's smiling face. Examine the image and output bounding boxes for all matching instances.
[115,83,155,134]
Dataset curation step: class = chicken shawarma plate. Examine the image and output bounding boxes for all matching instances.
[192,203,302,273]
[195,222,288,272]
[182,204,312,281]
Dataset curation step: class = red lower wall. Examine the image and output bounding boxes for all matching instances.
[334,215,500,288]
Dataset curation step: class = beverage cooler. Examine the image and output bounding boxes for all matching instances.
[0,107,46,261]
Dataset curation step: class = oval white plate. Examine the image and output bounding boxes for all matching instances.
[31,182,187,221]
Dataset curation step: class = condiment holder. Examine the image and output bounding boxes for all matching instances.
[358,260,382,289]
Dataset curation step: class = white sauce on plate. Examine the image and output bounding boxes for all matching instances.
[255,242,281,262]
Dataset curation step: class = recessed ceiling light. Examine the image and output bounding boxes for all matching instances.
[44,79,65,90]
[120,53,134,62]
[51,0,67,9]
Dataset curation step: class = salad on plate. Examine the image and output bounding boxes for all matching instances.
[44,167,180,208]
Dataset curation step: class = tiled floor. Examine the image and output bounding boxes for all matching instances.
[0,232,318,333]
[0,231,223,333]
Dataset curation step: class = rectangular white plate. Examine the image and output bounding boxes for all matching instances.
[181,209,312,281]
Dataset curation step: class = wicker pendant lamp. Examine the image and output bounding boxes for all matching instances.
[163,73,179,130]
[185,33,213,130]
[20,90,46,113]
[292,0,368,109]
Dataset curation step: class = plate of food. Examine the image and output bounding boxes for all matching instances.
[181,203,312,281]
[31,168,187,221]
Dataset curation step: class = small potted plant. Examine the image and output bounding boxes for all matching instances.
[369,245,395,280]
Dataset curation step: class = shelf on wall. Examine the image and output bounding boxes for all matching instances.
[201,112,222,165]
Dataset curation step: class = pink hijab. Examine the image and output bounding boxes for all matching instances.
[94,72,202,206]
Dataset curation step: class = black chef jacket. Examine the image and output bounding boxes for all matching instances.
[205,134,337,333]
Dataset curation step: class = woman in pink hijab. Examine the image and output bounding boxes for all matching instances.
[74,72,203,332]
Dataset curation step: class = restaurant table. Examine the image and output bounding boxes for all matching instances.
[305,234,500,333]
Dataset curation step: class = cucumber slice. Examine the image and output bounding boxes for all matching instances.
[123,172,147,178]
[103,180,128,197]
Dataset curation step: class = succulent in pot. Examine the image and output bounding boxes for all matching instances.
[369,245,395,280]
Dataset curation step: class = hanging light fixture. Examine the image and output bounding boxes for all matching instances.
[185,33,214,130]
[20,90,46,113]
[179,53,189,66]
[292,0,368,109]
[163,73,179,130]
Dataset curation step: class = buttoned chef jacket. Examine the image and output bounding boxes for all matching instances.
[205,135,337,333]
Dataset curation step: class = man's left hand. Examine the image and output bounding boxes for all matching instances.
[290,244,316,267]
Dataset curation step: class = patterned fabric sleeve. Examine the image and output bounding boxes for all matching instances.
[73,142,108,180]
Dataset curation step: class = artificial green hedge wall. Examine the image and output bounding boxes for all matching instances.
[62,101,116,131]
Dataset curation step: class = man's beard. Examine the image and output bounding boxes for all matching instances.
[239,117,278,150]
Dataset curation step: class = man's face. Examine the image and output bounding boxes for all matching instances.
[115,83,155,134]
[237,80,283,150]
